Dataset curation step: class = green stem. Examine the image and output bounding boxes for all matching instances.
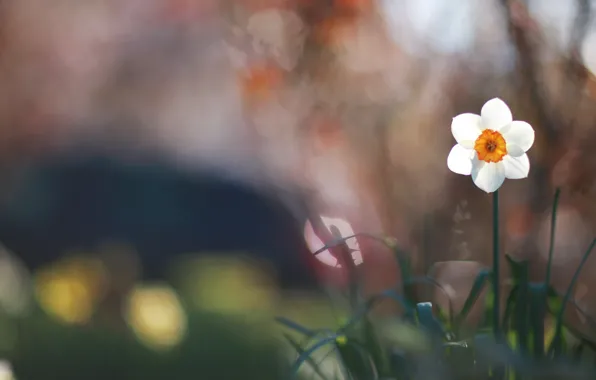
[544,188,561,289]
[493,190,501,339]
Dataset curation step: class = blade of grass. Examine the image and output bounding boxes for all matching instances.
[336,339,379,380]
[544,188,561,290]
[290,336,340,378]
[502,284,518,336]
[276,317,317,337]
[284,333,330,380]
[549,238,596,357]
[454,269,490,330]
[340,289,413,333]
[416,302,445,340]
[396,254,416,306]
[515,261,530,356]
[311,233,388,257]
[529,283,547,358]
[389,349,411,380]
[328,226,360,312]
[406,276,455,325]
[361,315,390,377]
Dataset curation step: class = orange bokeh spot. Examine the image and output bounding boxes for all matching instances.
[474,129,507,163]
[314,116,343,148]
[313,16,357,46]
[239,64,283,102]
[334,0,372,11]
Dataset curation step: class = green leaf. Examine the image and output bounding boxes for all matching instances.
[416,302,444,340]
[361,315,390,376]
[406,276,455,325]
[389,349,411,379]
[340,288,413,332]
[336,340,377,380]
[366,288,414,319]
[290,336,339,378]
[482,286,495,331]
[544,188,561,290]
[283,333,330,380]
[549,238,596,357]
[528,283,547,358]
[275,317,317,337]
[454,269,490,330]
[502,284,518,334]
[311,233,386,257]
[514,261,530,356]
[505,255,529,286]
[397,254,416,305]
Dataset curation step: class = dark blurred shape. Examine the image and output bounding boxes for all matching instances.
[0,153,318,290]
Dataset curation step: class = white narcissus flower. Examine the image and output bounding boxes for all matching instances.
[447,98,535,193]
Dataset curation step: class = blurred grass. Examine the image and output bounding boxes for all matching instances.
[0,192,593,380]
[10,307,284,380]
[0,251,341,380]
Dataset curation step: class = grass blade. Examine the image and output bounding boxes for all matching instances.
[361,315,389,376]
[283,333,330,380]
[276,317,317,337]
[290,336,339,378]
[455,269,490,329]
[549,238,596,357]
[528,283,547,358]
[544,188,561,290]
[515,261,530,356]
[336,339,379,380]
[416,302,445,340]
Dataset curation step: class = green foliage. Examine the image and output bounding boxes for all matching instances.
[10,310,285,380]
[279,189,596,380]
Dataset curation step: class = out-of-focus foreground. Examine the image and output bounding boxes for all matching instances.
[0,0,596,379]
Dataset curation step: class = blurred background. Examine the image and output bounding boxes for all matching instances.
[0,0,596,378]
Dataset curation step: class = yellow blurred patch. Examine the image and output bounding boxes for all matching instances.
[125,284,187,351]
[172,255,278,315]
[34,256,107,325]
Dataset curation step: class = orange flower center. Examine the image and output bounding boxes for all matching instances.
[474,129,507,163]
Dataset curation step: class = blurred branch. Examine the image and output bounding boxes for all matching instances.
[567,0,591,63]
[499,0,560,262]
[501,1,594,270]
[500,0,557,144]
[563,0,593,132]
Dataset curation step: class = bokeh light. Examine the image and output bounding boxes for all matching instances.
[125,283,188,351]
[0,361,14,380]
[34,255,107,325]
[0,245,32,317]
[171,255,278,315]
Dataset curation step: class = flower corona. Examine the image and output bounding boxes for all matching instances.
[474,129,507,163]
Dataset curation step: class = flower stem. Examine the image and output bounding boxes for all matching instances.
[492,190,501,339]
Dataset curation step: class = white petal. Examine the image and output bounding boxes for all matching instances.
[447,144,474,175]
[501,121,535,153]
[481,98,512,131]
[506,144,525,157]
[451,113,482,146]
[471,160,506,193]
[502,154,530,179]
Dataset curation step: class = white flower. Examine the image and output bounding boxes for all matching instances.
[447,98,535,193]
